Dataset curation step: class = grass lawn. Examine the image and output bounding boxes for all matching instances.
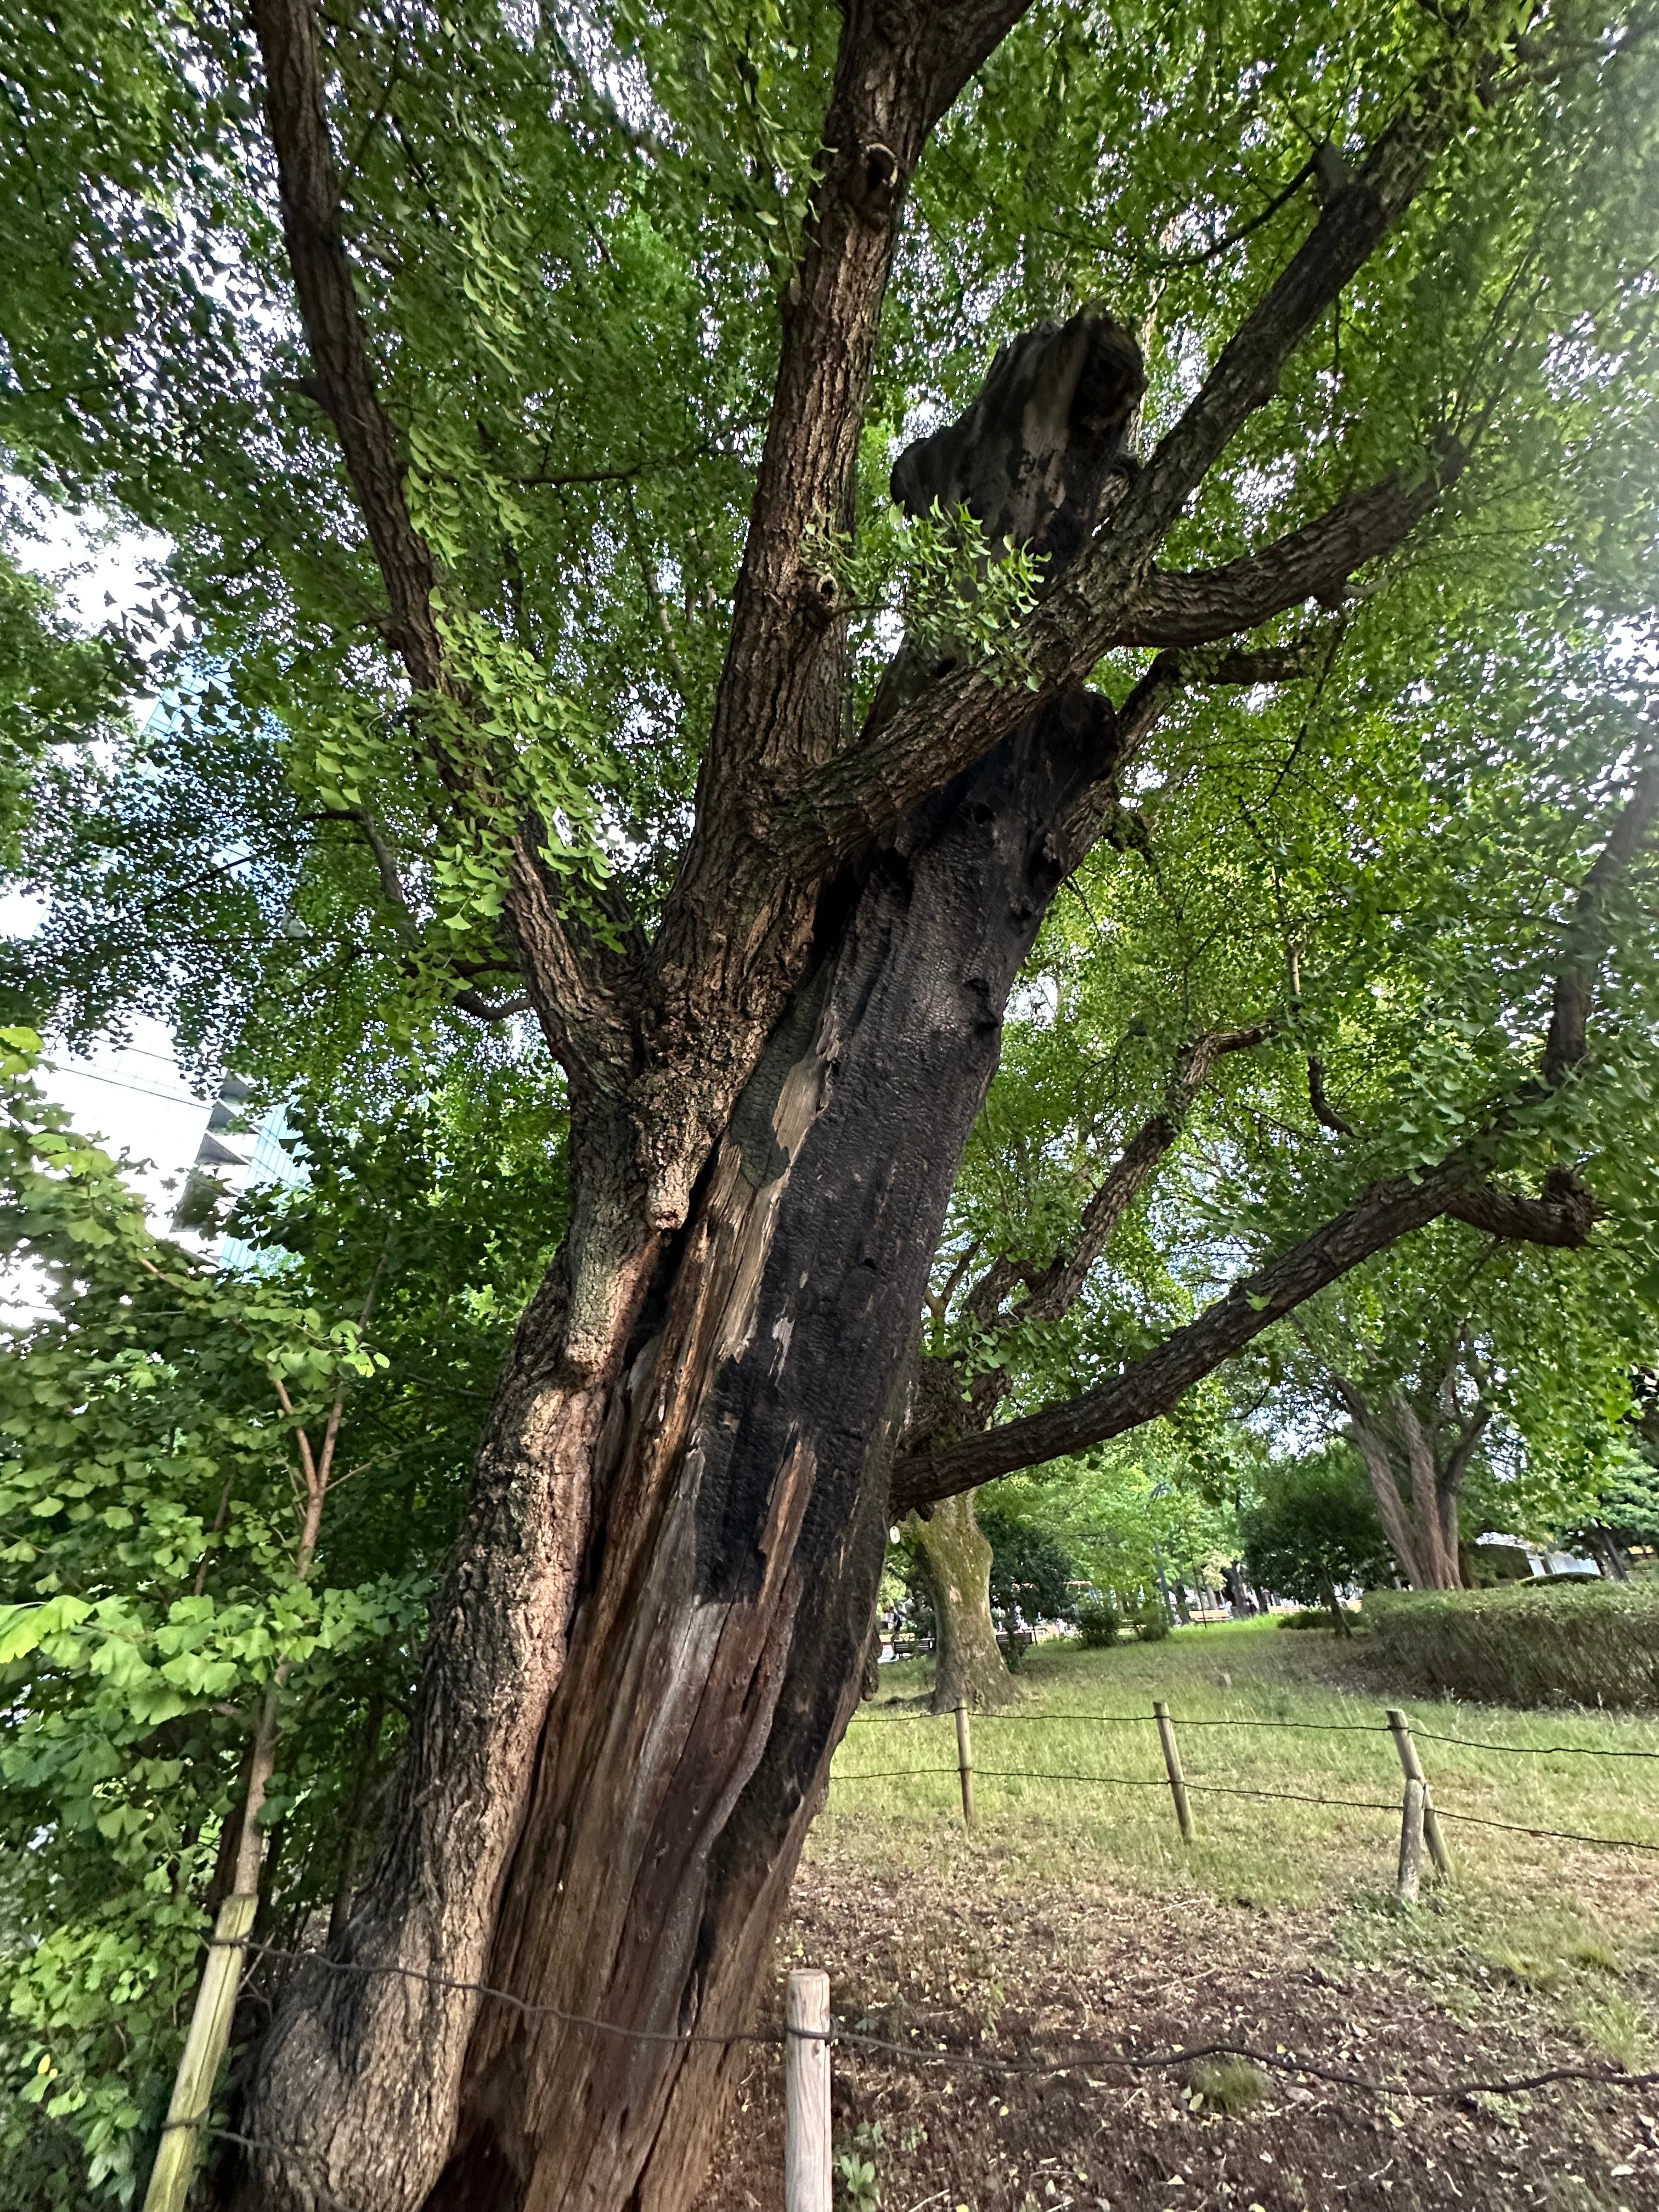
[695,1620,1659,2212]
[825,1618,1659,1965]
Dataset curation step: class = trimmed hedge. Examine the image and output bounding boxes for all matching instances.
[1362,1581,1659,1711]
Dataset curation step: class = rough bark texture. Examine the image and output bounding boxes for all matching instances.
[225,3,1519,2198]
[421,695,1114,2212]
[1339,1385,1486,1592]
[238,687,1117,2212]
[910,1494,1016,1713]
[234,1250,659,2209]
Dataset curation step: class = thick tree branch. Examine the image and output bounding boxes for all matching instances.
[779,39,1488,866]
[912,1020,1272,1448]
[891,1153,1601,1510]
[691,0,1036,804]
[1115,457,1459,648]
[894,725,1659,1511]
[1116,88,1464,558]
[893,1161,1463,1509]
[1064,639,1325,860]
[253,0,630,1072]
[251,0,446,692]
[1020,1024,1274,1325]
[1441,1173,1596,1245]
[1544,743,1659,1082]
[450,988,532,1025]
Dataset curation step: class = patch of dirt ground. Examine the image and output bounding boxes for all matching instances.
[695,1849,1659,2212]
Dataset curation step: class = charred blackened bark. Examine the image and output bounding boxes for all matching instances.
[415,692,1114,2212]
[234,294,1142,2212]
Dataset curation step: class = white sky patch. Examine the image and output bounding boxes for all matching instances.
[4,473,180,689]
[1007,974,1059,1030]
[34,1015,217,1232]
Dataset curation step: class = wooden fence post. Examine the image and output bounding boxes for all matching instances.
[140,1891,258,2212]
[785,1967,832,2212]
[1396,1778,1425,1906]
[1153,1700,1194,1841]
[954,1700,975,1829]
[1386,1707,1451,1876]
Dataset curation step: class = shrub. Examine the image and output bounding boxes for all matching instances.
[1240,1446,1393,1612]
[1362,1581,1659,1709]
[1076,1597,1119,1647]
[1131,1595,1171,1642]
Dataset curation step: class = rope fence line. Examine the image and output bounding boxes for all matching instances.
[829,1698,1659,1860]
[1430,1805,1659,1851]
[833,1764,1659,1849]
[1411,1724,1659,1758]
[183,2030,1659,2212]
[848,1707,1659,1756]
[166,1698,1659,2208]
[189,1939,1659,2106]
[848,1710,1393,1734]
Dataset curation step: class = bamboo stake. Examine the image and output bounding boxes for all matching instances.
[140,1890,257,2212]
[954,1700,975,1827]
[1397,1778,1425,1906]
[143,1252,388,2212]
[1386,1707,1451,1876]
[1153,1700,1194,1841]
[785,1967,832,2212]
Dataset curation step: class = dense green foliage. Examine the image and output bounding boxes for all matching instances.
[4,0,1659,2196]
[1240,1446,1395,1616]
[975,1502,1080,1643]
[0,1032,561,2202]
[1363,1582,1659,1710]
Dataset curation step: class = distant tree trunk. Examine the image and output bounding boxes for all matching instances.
[910,1492,1015,1713]
[1340,1385,1489,1591]
[1583,1523,1630,1581]
[1318,1570,1352,1637]
[1222,1561,1254,1615]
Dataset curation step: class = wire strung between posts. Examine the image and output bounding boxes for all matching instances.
[1410,1725,1659,1760]
[973,1767,1182,1790]
[1430,1805,1659,1852]
[206,1936,785,2046]
[1182,1780,1403,1814]
[847,1711,1389,1734]
[831,1765,966,1782]
[200,1940,1659,2110]
[831,1764,1659,1852]
[826,2023,1659,2103]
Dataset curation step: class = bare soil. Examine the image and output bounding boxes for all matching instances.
[696,1844,1659,2212]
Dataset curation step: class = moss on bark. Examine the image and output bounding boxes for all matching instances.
[910,1493,1015,1714]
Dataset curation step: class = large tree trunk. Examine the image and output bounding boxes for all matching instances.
[1350,1405,1462,1590]
[237,695,1111,2212]
[910,1492,1015,1713]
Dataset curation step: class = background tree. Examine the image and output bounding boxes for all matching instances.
[897,1498,1079,1709]
[5,2,1659,2207]
[1264,1214,1650,1587]
[978,1500,1080,1649]
[1239,1443,1396,1632]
